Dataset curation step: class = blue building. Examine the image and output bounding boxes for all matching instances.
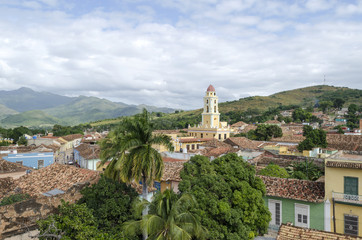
[3,152,54,169]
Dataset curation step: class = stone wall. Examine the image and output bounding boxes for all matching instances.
[0,182,88,239]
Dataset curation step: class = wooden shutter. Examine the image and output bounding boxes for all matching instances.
[345,177,358,196]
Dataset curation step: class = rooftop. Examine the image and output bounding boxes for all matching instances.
[60,134,83,142]
[12,163,100,197]
[224,137,265,150]
[75,144,100,160]
[259,175,325,203]
[179,137,214,143]
[231,121,248,128]
[277,224,359,240]
[161,161,186,182]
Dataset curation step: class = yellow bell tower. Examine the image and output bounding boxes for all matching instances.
[188,84,232,141]
[202,85,220,128]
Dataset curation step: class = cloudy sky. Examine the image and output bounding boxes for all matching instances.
[0,0,361,109]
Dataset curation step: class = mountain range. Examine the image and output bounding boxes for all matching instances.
[0,87,176,128]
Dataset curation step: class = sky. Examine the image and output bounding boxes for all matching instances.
[0,0,361,109]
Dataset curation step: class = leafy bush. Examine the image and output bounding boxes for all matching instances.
[0,193,30,206]
[259,164,289,178]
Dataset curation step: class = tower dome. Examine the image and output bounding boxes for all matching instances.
[206,84,215,92]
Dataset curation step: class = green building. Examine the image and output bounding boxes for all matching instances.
[259,176,327,232]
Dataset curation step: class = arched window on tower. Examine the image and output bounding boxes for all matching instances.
[207,106,209,113]
[214,106,216,112]
[206,99,208,104]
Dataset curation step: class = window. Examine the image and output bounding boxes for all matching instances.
[214,106,216,112]
[207,106,209,113]
[268,199,282,226]
[192,144,195,150]
[197,144,200,149]
[295,204,309,228]
[345,215,358,236]
[218,134,221,140]
[186,145,190,151]
[214,100,216,104]
[201,133,203,138]
[38,160,44,169]
[206,99,208,104]
[344,177,358,196]
[224,134,227,139]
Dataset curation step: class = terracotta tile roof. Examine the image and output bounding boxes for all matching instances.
[271,134,305,143]
[239,124,257,133]
[326,161,362,169]
[259,175,325,203]
[231,121,248,128]
[61,134,83,142]
[265,120,281,124]
[161,161,185,181]
[75,144,100,160]
[327,135,362,151]
[204,147,236,157]
[162,157,186,162]
[202,138,231,148]
[13,163,100,197]
[0,160,32,173]
[179,138,214,143]
[277,224,360,240]
[224,137,264,150]
[0,177,15,199]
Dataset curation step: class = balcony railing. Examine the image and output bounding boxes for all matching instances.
[332,192,362,205]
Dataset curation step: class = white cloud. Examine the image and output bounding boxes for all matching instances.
[0,1,361,110]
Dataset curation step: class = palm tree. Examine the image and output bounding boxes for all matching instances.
[124,189,207,240]
[100,108,173,201]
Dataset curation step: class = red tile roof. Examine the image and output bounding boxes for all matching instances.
[161,161,185,182]
[231,121,248,128]
[277,224,359,240]
[259,175,325,203]
[326,161,362,169]
[75,144,100,160]
[204,147,236,157]
[179,138,214,143]
[224,137,264,150]
[61,134,83,142]
[13,163,100,197]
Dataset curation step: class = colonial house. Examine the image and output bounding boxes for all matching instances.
[259,176,327,233]
[3,152,54,169]
[325,151,362,236]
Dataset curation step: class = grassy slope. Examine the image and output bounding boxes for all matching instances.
[0,110,62,128]
[0,104,18,120]
[91,85,362,127]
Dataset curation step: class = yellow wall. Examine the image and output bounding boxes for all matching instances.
[325,159,362,236]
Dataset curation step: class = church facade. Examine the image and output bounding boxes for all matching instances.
[188,85,231,141]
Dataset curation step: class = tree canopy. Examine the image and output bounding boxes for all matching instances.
[297,125,327,152]
[258,164,289,178]
[179,153,271,240]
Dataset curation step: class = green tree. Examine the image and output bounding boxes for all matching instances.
[298,126,327,151]
[346,104,359,129]
[77,175,139,235]
[124,189,207,240]
[17,136,28,146]
[319,101,333,113]
[333,98,345,109]
[179,154,271,240]
[289,159,323,181]
[37,200,111,240]
[252,124,283,141]
[259,164,289,178]
[292,108,312,122]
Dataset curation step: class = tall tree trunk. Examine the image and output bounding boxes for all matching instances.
[142,175,148,240]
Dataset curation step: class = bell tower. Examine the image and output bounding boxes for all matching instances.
[202,84,220,128]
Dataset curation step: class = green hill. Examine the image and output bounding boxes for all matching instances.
[0,110,62,128]
[0,104,18,120]
[91,85,362,129]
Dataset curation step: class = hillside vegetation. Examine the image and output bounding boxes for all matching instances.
[91,85,362,130]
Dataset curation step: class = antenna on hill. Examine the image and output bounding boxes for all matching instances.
[323,74,326,85]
